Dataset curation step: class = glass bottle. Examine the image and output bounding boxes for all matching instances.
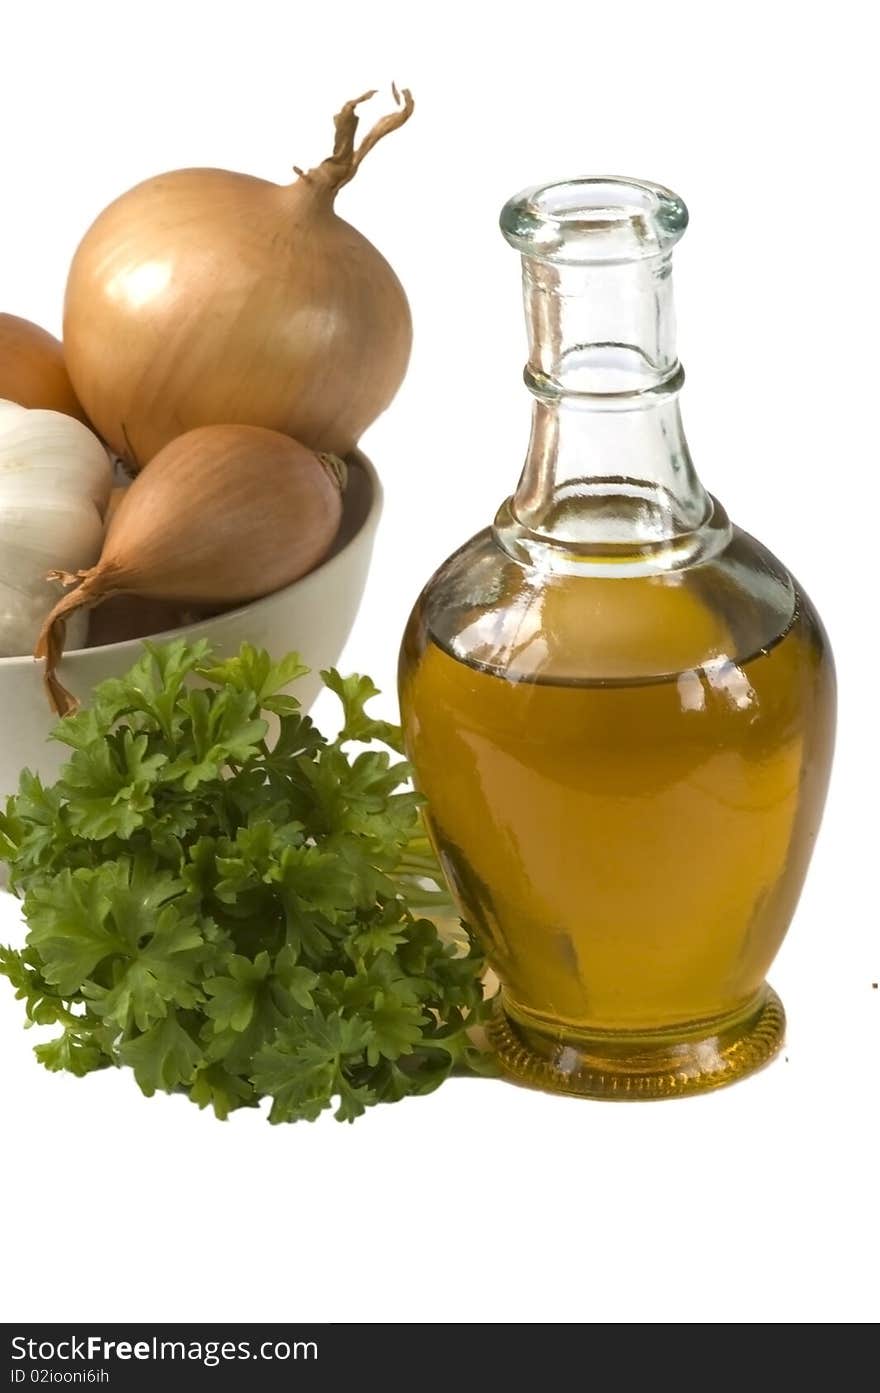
[399,177,836,1099]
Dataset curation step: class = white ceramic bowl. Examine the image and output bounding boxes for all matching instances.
[0,451,381,801]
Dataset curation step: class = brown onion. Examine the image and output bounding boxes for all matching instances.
[63,87,413,469]
[0,313,87,421]
[104,485,128,526]
[36,423,344,714]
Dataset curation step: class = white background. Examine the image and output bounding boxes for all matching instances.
[1,0,876,1325]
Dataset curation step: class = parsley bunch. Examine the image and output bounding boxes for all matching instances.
[0,640,490,1123]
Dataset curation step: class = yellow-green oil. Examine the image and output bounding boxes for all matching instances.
[400,570,835,1097]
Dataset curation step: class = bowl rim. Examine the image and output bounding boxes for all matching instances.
[0,449,382,670]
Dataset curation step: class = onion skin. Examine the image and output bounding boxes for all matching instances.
[0,314,87,422]
[36,423,344,715]
[105,485,127,526]
[63,89,413,469]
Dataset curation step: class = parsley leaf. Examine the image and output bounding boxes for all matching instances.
[0,641,493,1123]
[120,1013,204,1095]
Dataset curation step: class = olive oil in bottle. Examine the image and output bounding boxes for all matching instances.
[399,179,835,1098]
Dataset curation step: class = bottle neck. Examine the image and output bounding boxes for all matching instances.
[501,252,724,575]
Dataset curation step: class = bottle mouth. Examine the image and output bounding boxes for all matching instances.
[500,177,688,265]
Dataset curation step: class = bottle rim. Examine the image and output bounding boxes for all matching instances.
[500,176,689,266]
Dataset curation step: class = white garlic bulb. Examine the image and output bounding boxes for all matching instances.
[0,399,112,656]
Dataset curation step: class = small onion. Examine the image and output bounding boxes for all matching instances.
[36,423,344,714]
[63,87,414,468]
[0,314,87,421]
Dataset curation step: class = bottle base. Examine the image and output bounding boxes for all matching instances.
[488,986,785,1100]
